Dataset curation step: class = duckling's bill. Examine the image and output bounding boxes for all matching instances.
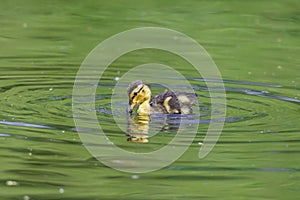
[128,103,139,114]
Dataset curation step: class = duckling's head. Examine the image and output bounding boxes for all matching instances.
[127,80,151,114]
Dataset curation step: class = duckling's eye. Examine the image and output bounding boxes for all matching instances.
[131,86,144,99]
[131,92,138,100]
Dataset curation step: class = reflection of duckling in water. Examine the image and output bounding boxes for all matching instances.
[127,80,198,115]
[126,115,150,143]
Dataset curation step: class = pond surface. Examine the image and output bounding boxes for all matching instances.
[1,1,299,199]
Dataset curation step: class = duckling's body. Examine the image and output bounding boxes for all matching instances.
[127,80,198,115]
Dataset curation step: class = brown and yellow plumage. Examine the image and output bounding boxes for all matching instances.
[127,80,198,115]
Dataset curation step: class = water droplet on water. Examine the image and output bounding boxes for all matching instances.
[131,175,139,179]
[23,195,30,200]
[59,188,64,194]
[6,180,18,186]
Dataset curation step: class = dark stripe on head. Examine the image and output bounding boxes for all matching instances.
[127,80,144,96]
[131,85,144,100]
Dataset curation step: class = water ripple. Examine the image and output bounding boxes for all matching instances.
[0,120,53,129]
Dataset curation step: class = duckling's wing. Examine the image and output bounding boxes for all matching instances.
[151,91,181,114]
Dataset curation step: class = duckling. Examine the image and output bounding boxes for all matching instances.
[127,80,198,115]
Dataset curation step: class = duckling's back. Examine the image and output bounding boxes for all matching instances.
[176,92,198,114]
[151,91,198,114]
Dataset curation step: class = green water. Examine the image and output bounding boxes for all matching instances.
[1,0,299,199]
